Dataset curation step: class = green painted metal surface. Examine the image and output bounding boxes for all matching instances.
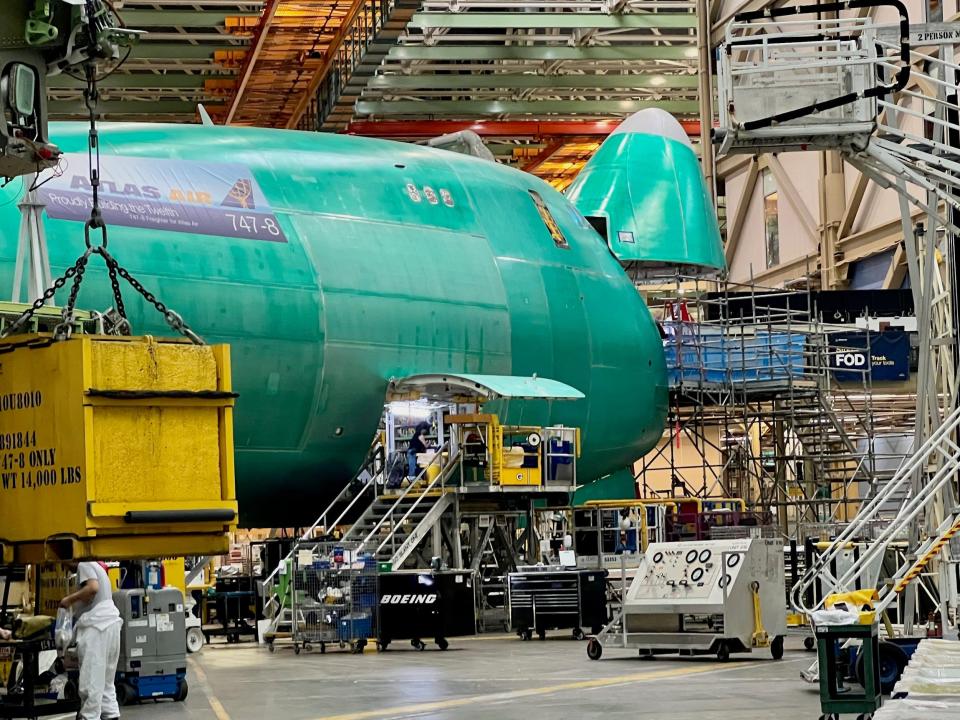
[408,12,698,29]
[366,75,700,90]
[565,111,725,271]
[387,46,698,61]
[572,467,638,505]
[119,10,253,26]
[0,123,667,526]
[396,374,585,400]
[354,100,700,117]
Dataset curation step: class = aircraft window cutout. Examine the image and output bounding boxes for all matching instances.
[528,190,569,249]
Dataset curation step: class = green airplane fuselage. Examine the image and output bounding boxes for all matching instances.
[0,123,669,526]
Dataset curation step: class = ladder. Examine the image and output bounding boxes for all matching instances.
[718,1,960,634]
[342,446,460,567]
[791,404,960,616]
[260,442,460,613]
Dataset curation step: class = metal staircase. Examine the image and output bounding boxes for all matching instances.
[791,404,960,617]
[260,444,462,638]
[296,0,420,132]
[717,3,960,632]
[340,455,459,567]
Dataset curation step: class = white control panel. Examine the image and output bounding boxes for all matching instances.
[628,539,751,604]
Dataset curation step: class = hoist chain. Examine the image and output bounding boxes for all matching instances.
[1,2,203,345]
[1,253,90,339]
[99,248,204,345]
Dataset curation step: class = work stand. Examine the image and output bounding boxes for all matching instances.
[815,623,881,720]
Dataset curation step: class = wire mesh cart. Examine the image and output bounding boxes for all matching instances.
[508,567,608,641]
[289,543,378,655]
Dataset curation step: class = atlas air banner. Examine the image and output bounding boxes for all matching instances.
[38,154,287,242]
[831,329,910,382]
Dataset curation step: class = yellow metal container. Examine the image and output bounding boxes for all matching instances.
[500,467,542,486]
[0,334,237,563]
[162,558,187,596]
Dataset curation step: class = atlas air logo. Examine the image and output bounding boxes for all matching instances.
[221,179,255,209]
[835,352,867,368]
[380,594,437,605]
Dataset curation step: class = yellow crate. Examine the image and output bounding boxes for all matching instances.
[0,335,237,563]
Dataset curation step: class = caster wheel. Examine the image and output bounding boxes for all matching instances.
[572,628,585,641]
[436,638,449,651]
[771,636,784,660]
[186,627,205,653]
[537,629,546,641]
[174,679,188,702]
[586,638,603,661]
[294,644,301,656]
[320,643,326,654]
[415,640,426,651]
[856,714,873,720]
[268,641,275,653]
[378,641,390,651]
[115,682,136,707]
[717,643,730,662]
[304,643,313,653]
[521,629,532,641]
[64,680,78,702]
[804,636,816,652]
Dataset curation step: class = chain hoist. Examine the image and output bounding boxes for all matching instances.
[1,1,202,344]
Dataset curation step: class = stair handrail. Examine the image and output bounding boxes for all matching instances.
[791,404,960,614]
[357,442,453,553]
[261,443,384,591]
[876,512,960,614]
[374,449,462,559]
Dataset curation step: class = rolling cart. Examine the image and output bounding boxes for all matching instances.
[286,543,377,655]
[816,623,881,720]
[0,636,78,718]
[378,570,476,651]
[508,567,608,641]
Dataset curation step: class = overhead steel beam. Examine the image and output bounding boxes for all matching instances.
[521,140,565,173]
[366,74,699,89]
[354,99,699,115]
[121,10,258,26]
[49,74,233,89]
[49,100,212,114]
[124,0,263,5]
[408,12,698,29]
[226,0,280,124]
[283,0,414,129]
[387,46,696,61]
[345,119,702,136]
[130,43,246,59]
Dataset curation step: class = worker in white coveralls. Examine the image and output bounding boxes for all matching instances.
[60,562,123,720]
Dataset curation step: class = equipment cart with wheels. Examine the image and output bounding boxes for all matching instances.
[378,570,476,651]
[587,538,786,661]
[0,636,79,718]
[508,567,608,641]
[289,543,377,655]
[816,623,881,720]
[112,587,189,705]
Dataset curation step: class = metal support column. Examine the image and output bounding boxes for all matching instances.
[12,190,52,304]
[696,0,715,200]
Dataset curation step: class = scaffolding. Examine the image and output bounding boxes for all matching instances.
[635,272,917,542]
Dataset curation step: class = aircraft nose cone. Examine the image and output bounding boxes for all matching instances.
[610,108,694,149]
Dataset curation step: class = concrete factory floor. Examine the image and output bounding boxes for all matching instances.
[110,635,822,720]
